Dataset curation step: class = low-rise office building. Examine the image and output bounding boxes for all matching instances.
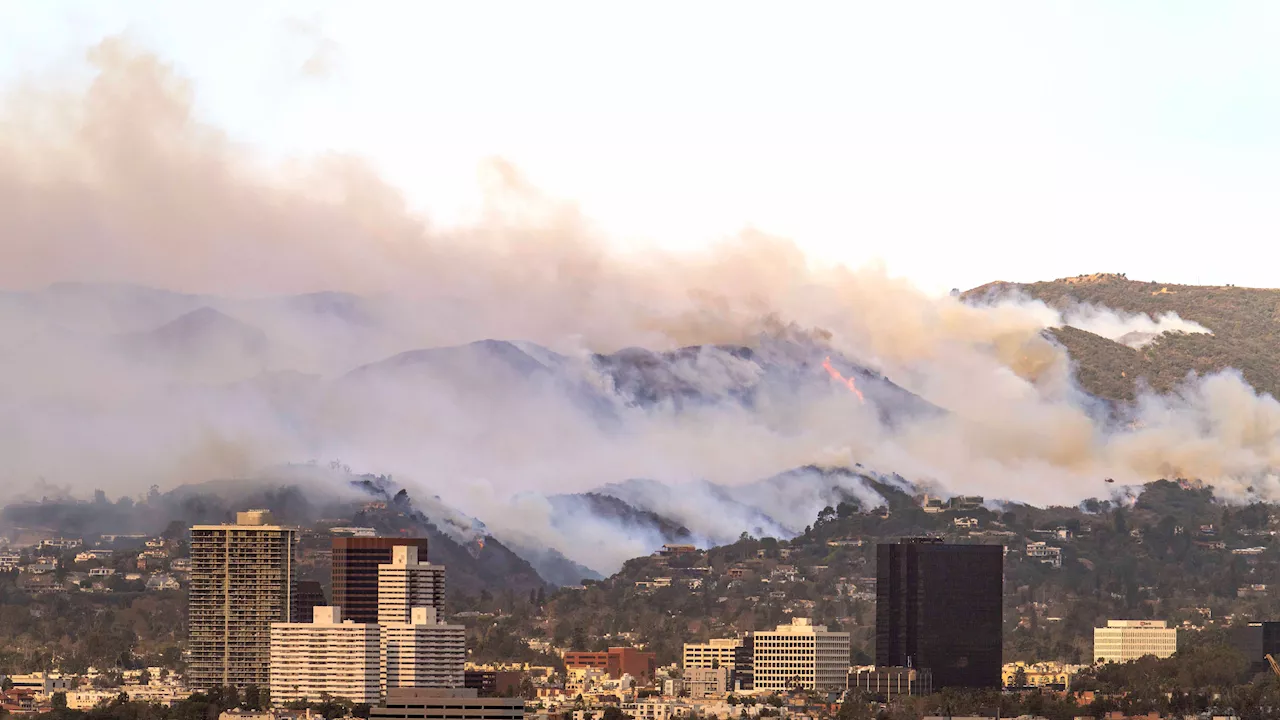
[1093,620,1178,664]
[6,673,73,694]
[682,639,740,671]
[682,667,727,698]
[563,647,656,684]
[371,688,524,720]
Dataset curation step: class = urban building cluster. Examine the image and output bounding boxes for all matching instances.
[11,509,1280,720]
[184,510,514,720]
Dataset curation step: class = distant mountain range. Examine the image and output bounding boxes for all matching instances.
[0,463,904,590]
[3,277,1276,588]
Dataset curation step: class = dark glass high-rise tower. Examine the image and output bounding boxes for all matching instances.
[876,538,1004,689]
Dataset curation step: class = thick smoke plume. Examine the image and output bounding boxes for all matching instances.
[3,40,1280,574]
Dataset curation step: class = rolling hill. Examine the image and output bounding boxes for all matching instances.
[965,273,1280,403]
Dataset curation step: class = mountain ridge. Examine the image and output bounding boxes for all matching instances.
[963,273,1280,403]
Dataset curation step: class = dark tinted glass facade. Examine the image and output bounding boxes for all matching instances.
[876,539,1003,689]
[1230,621,1280,674]
[732,634,754,691]
[293,579,328,623]
[332,537,430,624]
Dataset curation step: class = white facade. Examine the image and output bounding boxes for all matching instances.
[381,606,466,692]
[8,673,73,693]
[270,606,381,706]
[682,638,740,670]
[620,701,689,720]
[1093,620,1178,664]
[75,550,114,563]
[751,617,850,692]
[378,545,446,624]
[67,690,118,710]
[1026,542,1063,568]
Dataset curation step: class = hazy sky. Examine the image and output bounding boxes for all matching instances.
[3,1,1280,294]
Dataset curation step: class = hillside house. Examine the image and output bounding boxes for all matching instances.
[1025,542,1062,568]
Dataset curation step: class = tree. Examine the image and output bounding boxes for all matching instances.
[210,685,240,710]
[816,506,836,526]
[242,685,263,711]
[602,707,631,720]
[836,692,873,720]
[51,692,67,710]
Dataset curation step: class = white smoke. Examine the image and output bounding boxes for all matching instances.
[3,39,1280,576]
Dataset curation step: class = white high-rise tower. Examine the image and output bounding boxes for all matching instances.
[377,545,446,624]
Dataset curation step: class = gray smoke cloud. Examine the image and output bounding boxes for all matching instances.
[3,39,1280,574]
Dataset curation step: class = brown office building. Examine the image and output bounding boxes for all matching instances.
[372,688,524,720]
[332,537,431,624]
[563,647,656,684]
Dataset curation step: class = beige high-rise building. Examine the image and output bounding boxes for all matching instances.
[189,510,299,690]
[270,607,380,706]
[751,618,850,692]
[682,638,741,671]
[1093,620,1178,664]
[381,607,466,692]
[378,546,446,625]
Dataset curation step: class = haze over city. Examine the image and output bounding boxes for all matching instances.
[5,5,1280,718]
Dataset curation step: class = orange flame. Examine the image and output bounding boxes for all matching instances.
[822,356,865,404]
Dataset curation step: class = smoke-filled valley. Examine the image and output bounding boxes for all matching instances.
[6,39,1280,579]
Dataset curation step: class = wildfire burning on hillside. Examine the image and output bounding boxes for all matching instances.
[822,356,865,404]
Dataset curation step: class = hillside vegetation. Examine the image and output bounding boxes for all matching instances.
[485,474,1280,669]
[965,273,1280,402]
